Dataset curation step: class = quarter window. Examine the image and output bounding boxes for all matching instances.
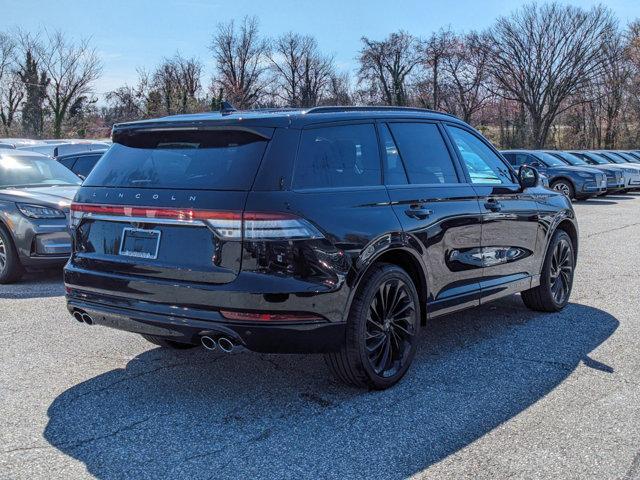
[294,124,381,189]
[387,123,459,184]
[447,126,514,184]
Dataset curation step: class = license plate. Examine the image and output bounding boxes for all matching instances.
[119,228,161,259]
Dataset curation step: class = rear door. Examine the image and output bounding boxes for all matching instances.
[71,128,272,285]
[381,121,484,317]
[445,125,540,303]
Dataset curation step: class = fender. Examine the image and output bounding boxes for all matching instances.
[340,230,428,322]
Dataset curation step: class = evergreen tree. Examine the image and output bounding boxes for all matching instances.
[18,50,49,138]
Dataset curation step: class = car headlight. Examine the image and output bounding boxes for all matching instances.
[576,171,596,179]
[16,203,66,219]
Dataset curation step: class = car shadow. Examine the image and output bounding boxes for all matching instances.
[0,268,64,299]
[43,297,617,479]
[580,198,619,205]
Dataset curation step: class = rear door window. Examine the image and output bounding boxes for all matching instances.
[84,130,270,190]
[58,156,77,170]
[387,123,459,184]
[294,124,381,189]
[73,155,102,178]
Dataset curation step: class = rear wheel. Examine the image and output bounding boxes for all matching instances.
[0,225,23,284]
[140,334,197,350]
[522,230,574,312]
[551,180,575,199]
[325,263,420,389]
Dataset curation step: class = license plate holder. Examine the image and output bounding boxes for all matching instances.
[119,228,161,259]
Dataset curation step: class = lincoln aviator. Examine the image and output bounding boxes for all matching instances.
[64,107,578,389]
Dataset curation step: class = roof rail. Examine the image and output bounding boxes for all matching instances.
[304,105,456,117]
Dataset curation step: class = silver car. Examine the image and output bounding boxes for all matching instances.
[0,150,80,283]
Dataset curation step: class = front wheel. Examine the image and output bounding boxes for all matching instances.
[522,230,575,312]
[551,180,575,200]
[0,225,23,284]
[325,263,420,389]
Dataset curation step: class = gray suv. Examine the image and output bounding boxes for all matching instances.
[0,150,80,283]
[501,150,606,200]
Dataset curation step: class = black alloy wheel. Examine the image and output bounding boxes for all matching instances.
[365,278,417,377]
[325,263,420,389]
[522,230,574,312]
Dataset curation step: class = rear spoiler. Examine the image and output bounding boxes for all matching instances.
[112,124,274,145]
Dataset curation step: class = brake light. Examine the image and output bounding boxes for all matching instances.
[69,203,323,241]
[219,310,324,322]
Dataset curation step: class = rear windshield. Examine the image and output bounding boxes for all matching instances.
[84,130,269,190]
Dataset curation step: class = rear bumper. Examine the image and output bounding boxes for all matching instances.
[66,297,346,353]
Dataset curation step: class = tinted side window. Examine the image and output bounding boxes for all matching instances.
[74,155,101,177]
[58,157,77,170]
[447,126,514,184]
[388,123,458,184]
[504,153,530,167]
[379,124,408,185]
[294,124,380,189]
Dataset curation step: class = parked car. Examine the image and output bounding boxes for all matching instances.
[568,151,634,193]
[544,151,626,194]
[0,138,45,149]
[64,106,578,389]
[0,150,81,283]
[56,150,107,179]
[501,150,605,200]
[18,142,110,158]
[588,151,640,191]
[616,151,640,163]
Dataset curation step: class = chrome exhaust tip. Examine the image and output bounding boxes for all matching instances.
[73,312,84,323]
[81,313,93,325]
[201,336,217,351]
[217,337,235,353]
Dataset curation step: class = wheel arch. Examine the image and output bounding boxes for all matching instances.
[555,218,579,262]
[550,176,576,192]
[349,247,428,326]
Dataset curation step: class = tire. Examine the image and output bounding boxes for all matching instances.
[521,230,575,312]
[551,180,575,199]
[0,225,24,284]
[325,263,421,389]
[140,334,197,350]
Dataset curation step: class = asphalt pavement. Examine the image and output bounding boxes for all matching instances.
[1,193,639,479]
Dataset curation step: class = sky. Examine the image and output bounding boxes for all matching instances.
[3,0,639,100]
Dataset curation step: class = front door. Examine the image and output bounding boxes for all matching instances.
[444,125,541,303]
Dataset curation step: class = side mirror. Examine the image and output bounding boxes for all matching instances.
[519,165,540,189]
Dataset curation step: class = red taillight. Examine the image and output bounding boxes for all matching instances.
[70,203,241,221]
[70,203,323,241]
[219,310,324,322]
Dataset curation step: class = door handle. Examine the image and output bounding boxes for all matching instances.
[405,204,433,220]
[484,199,502,212]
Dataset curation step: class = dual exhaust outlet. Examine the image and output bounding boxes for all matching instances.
[72,309,238,353]
[200,335,238,353]
[73,311,94,325]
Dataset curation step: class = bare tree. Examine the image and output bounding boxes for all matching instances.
[0,32,23,134]
[323,71,353,106]
[440,32,491,123]
[210,16,270,108]
[33,31,102,138]
[358,31,421,106]
[487,3,617,148]
[421,28,454,109]
[268,32,335,107]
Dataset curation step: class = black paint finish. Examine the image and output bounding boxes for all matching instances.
[64,108,578,353]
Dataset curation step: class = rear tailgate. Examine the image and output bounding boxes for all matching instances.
[70,127,272,285]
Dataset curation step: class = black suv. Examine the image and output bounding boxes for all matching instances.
[64,107,578,389]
